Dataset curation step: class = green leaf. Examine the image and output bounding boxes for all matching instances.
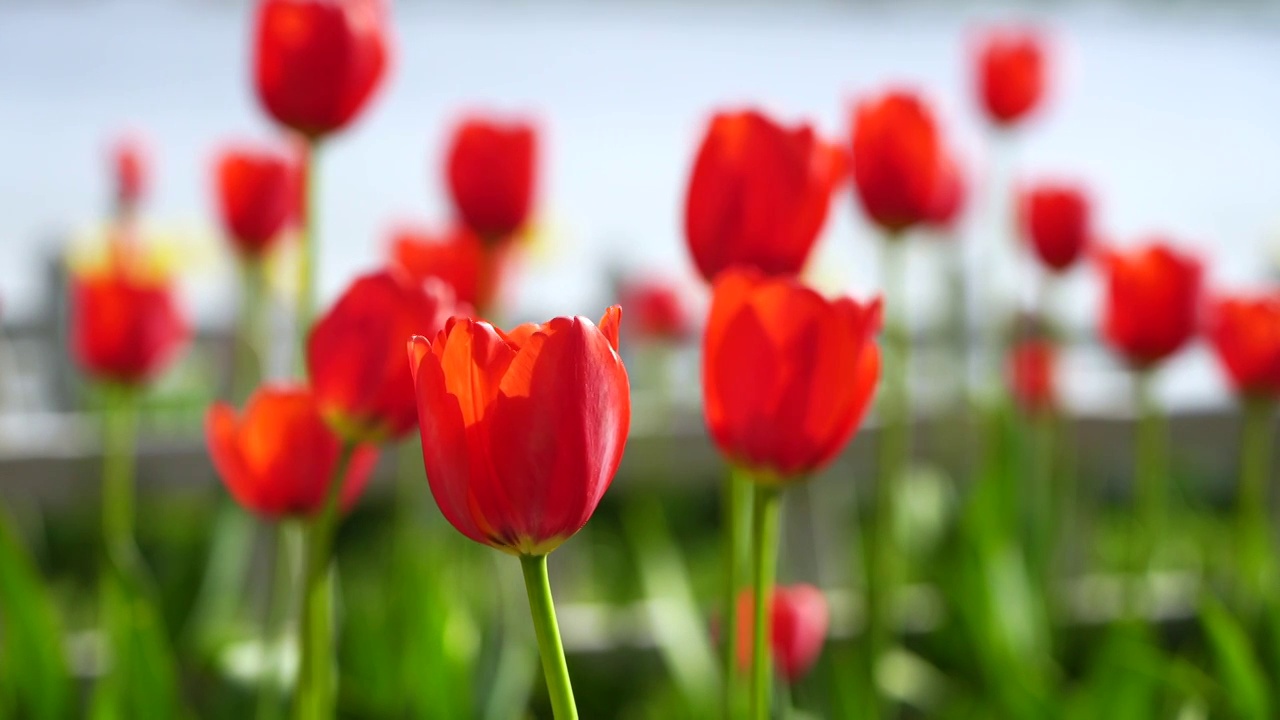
[1200,593,1271,720]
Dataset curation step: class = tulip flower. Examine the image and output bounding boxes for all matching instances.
[253,0,390,139]
[684,109,845,283]
[1206,293,1280,399]
[445,115,538,242]
[70,254,188,387]
[1019,182,1091,273]
[110,133,148,218]
[206,385,379,518]
[1009,338,1057,416]
[213,143,297,258]
[619,277,692,343]
[849,90,944,235]
[409,308,629,719]
[1098,243,1203,369]
[389,223,508,313]
[925,152,967,232]
[735,584,829,684]
[309,270,465,443]
[975,28,1047,127]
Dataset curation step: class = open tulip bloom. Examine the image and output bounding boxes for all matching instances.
[408,307,630,719]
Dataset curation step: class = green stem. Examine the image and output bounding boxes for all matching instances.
[1239,397,1274,590]
[293,442,356,720]
[518,554,578,720]
[1128,368,1164,615]
[722,466,752,716]
[749,484,782,720]
[102,385,138,563]
[257,523,300,720]
[1029,409,1055,597]
[236,257,266,404]
[295,138,318,375]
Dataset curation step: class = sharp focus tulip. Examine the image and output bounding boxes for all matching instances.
[110,134,148,212]
[70,254,188,386]
[1098,242,1203,368]
[1009,339,1057,415]
[1206,292,1280,398]
[975,28,1047,127]
[619,277,692,342]
[850,91,944,235]
[206,385,378,518]
[735,584,829,683]
[407,308,630,556]
[445,116,538,242]
[1019,182,1090,272]
[703,268,881,478]
[388,223,507,312]
[684,109,845,283]
[925,152,967,231]
[213,143,297,257]
[253,0,390,138]
[309,270,467,443]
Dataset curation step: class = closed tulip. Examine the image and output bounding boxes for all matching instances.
[214,143,297,257]
[703,268,881,478]
[110,134,148,213]
[253,0,390,138]
[1098,243,1203,368]
[445,116,538,242]
[925,152,967,231]
[206,385,378,518]
[1206,292,1280,398]
[619,277,692,343]
[850,91,944,235]
[70,255,188,386]
[1009,338,1057,415]
[685,109,845,282]
[975,28,1047,127]
[309,270,465,443]
[735,584,829,683]
[389,223,507,312]
[1019,182,1090,272]
[408,308,630,556]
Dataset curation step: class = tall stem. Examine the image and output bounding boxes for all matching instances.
[749,484,782,720]
[102,385,138,562]
[519,554,578,720]
[293,442,355,720]
[236,257,266,403]
[722,465,751,715]
[1239,397,1274,590]
[257,523,300,720]
[1129,368,1164,615]
[295,138,318,374]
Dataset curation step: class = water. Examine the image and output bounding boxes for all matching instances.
[2,0,1279,409]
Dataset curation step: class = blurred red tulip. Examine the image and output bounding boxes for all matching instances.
[1098,243,1203,368]
[388,223,508,313]
[308,270,466,443]
[685,109,845,283]
[1019,182,1090,272]
[206,385,378,518]
[70,256,188,386]
[253,0,390,138]
[1009,339,1057,415]
[445,116,538,242]
[408,308,630,555]
[735,584,829,683]
[850,91,944,235]
[926,152,967,231]
[214,143,297,257]
[975,28,1047,127]
[111,134,148,212]
[1206,292,1280,398]
[703,269,881,478]
[619,277,691,342]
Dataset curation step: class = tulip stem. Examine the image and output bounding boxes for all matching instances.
[102,384,138,563]
[257,522,300,720]
[293,441,355,720]
[295,138,318,374]
[236,257,267,404]
[722,465,751,715]
[749,483,782,720]
[519,554,578,720]
[1130,368,1164,613]
[1239,397,1274,591]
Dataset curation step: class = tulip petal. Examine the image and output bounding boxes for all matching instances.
[598,305,622,353]
[206,403,262,513]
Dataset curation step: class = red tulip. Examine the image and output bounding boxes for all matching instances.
[445,116,538,242]
[388,223,508,312]
[308,270,466,443]
[1019,182,1090,272]
[70,255,188,386]
[110,134,148,212]
[685,109,845,283]
[1008,339,1057,415]
[1206,292,1280,398]
[206,385,379,518]
[253,0,390,138]
[975,28,1047,127]
[619,277,692,342]
[735,584,829,683]
[925,152,967,231]
[407,308,630,555]
[850,91,944,235]
[703,268,881,478]
[213,143,297,257]
[1098,243,1204,368]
